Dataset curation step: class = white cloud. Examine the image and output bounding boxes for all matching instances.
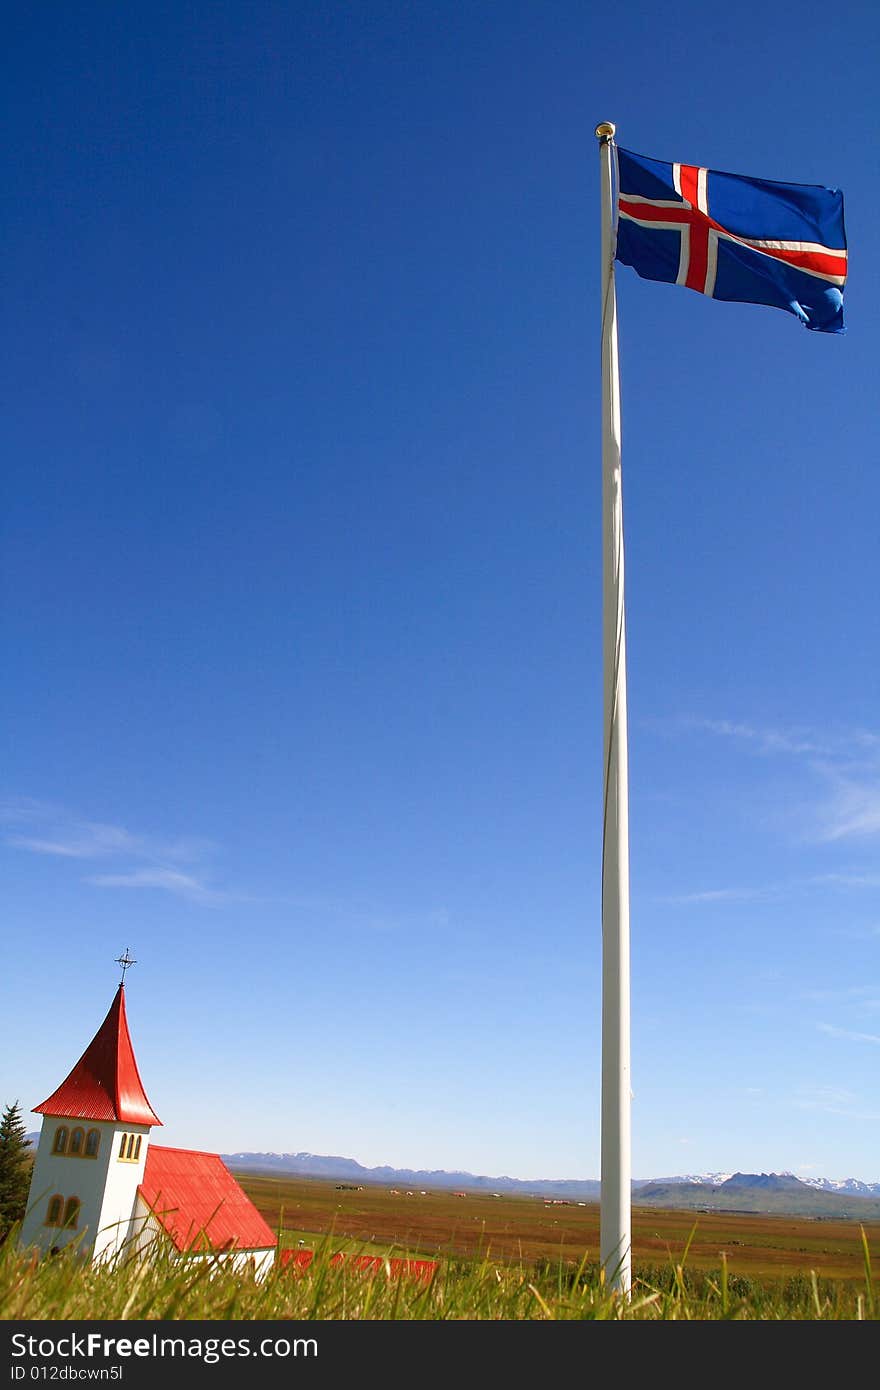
[818,1023,880,1047]
[1,798,214,863]
[791,1086,880,1121]
[815,777,880,842]
[664,885,772,905]
[810,871,880,889]
[2,798,223,904]
[671,718,880,845]
[7,823,142,858]
[2,800,214,862]
[679,717,828,757]
[796,1085,858,1108]
[666,869,880,909]
[802,985,880,1008]
[86,868,222,903]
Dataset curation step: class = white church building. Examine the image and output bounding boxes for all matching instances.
[19,975,277,1278]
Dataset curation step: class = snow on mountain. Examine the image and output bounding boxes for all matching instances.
[797,1175,880,1197]
[646,1170,880,1197]
[641,1172,734,1187]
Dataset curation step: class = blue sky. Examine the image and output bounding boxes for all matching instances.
[3,1,879,1184]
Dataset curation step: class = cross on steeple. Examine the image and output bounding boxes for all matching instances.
[114,948,137,985]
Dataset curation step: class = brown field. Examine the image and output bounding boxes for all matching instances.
[235,1171,880,1286]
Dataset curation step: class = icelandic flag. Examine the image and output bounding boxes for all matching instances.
[615,147,847,333]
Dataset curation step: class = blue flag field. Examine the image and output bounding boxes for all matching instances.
[615,146,847,332]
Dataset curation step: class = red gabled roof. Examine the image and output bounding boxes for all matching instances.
[139,1146,277,1254]
[34,985,161,1126]
[280,1248,437,1282]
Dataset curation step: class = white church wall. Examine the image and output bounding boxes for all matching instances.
[92,1125,152,1262]
[19,1117,136,1258]
[169,1244,276,1280]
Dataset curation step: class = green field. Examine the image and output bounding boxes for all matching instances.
[235,1170,880,1287]
[2,1172,878,1321]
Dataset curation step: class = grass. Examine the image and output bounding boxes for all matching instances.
[1,1220,877,1320]
[240,1171,880,1284]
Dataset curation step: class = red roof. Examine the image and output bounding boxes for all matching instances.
[139,1146,277,1254]
[34,985,161,1126]
[279,1248,437,1282]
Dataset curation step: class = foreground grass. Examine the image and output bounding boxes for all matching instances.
[1,1224,877,1320]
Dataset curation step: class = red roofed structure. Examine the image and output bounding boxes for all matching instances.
[34,985,161,1126]
[138,1146,276,1256]
[280,1248,437,1283]
[20,974,277,1277]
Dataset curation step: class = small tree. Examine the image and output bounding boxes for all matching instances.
[0,1100,34,1241]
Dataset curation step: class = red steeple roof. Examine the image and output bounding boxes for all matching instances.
[34,984,162,1126]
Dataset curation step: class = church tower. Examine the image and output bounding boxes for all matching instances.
[19,958,162,1262]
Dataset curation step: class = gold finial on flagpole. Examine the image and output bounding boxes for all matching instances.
[595,122,616,141]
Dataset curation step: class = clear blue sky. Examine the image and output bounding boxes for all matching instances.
[3,1,878,1184]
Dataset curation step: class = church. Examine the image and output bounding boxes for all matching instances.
[18,964,277,1277]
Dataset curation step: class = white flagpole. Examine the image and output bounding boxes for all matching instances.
[596,120,632,1297]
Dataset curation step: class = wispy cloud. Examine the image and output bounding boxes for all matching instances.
[810,871,880,890]
[2,800,212,864]
[818,1023,880,1047]
[789,1089,878,1123]
[8,825,144,859]
[2,798,224,902]
[801,985,880,1011]
[670,717,880,845]
[86,868,223,903]
[686,718,828,758]
[793,1085,880,1121]
[796,1085,859,1108]
[814,776,880,842]
[664,871,880,907]
[665,885,775,905]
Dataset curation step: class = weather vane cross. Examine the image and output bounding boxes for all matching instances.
[115,948,137,985]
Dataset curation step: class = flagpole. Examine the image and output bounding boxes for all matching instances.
[596,119,632,1297]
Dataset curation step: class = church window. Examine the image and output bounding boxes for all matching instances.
[52,1127,69,1155]
[85,1129,100,1158]
[118,1132,142,1161]
[63,1197,81,1229]
[69,1128,84,1156]
[46,1195,64,1226]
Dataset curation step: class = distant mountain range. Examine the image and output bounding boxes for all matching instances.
[643,1170,880,1198]
[220,1150,880,1216]
[25,1132,879,1218]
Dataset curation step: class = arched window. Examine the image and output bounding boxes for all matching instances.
[118,1132,142,1161]
[52,1127,69,1155]
[69,1128,84,1157]
[46,1195,64,1226]
[63,1197,81,1229]
[85,1129,100,1158]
